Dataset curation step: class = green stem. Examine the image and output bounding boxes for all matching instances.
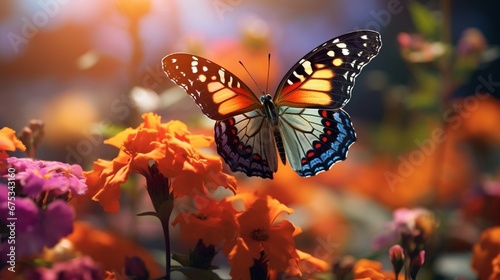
[161,215,171,280]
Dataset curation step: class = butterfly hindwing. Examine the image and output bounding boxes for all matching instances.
[279,108,356,177]
[162,53,261,120]
[214,110,278,179]
[274,30,382,110]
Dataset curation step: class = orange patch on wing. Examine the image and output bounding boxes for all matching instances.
[213,88,237,103]
[300,79,331,91]
[207,82,224,92]
[333,58,343,66]
[311,69,335,79]
[218,97,259,116]
[278,90,332,106]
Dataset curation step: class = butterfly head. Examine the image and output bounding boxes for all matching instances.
[259,94,272,104]
[260,94,280,127]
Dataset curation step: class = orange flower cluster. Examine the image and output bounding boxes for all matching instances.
[173,192,328,279]
[0,127,26,158]
[471,226,500,280]
[82,114,330,278]
[83,113,237,212]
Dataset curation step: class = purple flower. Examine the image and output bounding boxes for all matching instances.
[0,187,75,260]
[1,157,87,198]
[372,208,429,250]
[26,256,101,280]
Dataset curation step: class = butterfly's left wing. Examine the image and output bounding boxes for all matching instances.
[274,30,381,109]
[162,53,261,120]
[278,107,356,177]
[214,110,278,179]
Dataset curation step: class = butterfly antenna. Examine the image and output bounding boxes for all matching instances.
[239,60,265,95]
[265,53,271,94]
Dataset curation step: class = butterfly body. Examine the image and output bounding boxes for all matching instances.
[163,30,382,179]
[259,94,287,164]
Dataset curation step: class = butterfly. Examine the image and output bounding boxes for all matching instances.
[162,30,382,179]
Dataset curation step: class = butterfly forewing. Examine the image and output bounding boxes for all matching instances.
[162,53,261,120]
[214,110,278,179]
[279,108,356,177]
[274,30,382,110]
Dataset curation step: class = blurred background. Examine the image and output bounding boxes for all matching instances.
[1,0,500,278]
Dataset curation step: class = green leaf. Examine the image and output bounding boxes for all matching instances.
[409,2,438,38]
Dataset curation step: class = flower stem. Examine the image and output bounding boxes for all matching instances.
[161,216,171,280]
[144,164,174,280]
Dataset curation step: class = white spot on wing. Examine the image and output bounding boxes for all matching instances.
[327,50,335,57]
[218,69,225,84]
[301,60,313,75]
[336,43,347,48]
[342,48,350,55]
[293,71,305,81]
[361,35,368,40]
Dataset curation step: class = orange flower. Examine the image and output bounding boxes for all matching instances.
[459,96,500,144]
[353,259,396,280]
[0,127,26,158]
[83,113,236,212]
[224,195,298,279]
[471,226,500,280]
[171,196,238,247]
[490,254,500,280]
[66,221,163,278]
[82,158,126,212]
[282,249,329,279]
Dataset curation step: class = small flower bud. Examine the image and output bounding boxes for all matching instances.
[409,250,425,280]
[389,244,405,278]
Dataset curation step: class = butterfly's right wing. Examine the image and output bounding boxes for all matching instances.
[215,110,278,179]
[162,53,261,120]
[279,107,356,177]
[274,30,382,110]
